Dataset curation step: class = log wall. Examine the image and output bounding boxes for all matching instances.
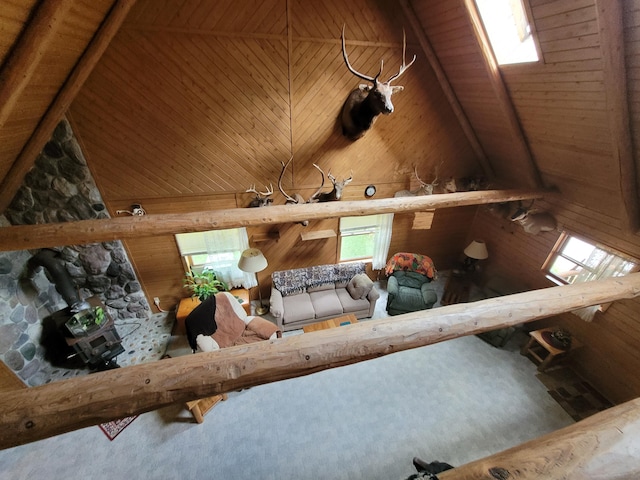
[67,0,483,306]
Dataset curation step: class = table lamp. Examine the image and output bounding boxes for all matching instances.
[238,248,269,315]
[463,239,488,271]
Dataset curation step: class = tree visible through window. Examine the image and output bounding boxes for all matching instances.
[542,232,637,286]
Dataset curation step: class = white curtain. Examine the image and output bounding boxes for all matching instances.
[175,228,254,288]
[372,213,394,270]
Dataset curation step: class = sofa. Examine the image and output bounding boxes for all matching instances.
[269,262,379,331]
[384,252,438,316]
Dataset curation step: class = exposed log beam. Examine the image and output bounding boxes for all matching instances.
[1,272,639,449]
[0,0,75,129]
[400,0,494,180]
[439,397,640,479]
[462,0,543,189]
[0,189,544,251]
[595,0,639,233]
[0,0,137,214]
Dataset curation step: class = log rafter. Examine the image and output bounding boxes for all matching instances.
[1,272,640,450]
[0,189,544,251]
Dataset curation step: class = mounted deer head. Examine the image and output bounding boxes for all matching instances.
[510,201,557,235]
[340,25,416,141]
[394,166,439,197]
[310,164,353,202]
[278,157,325,226]
[246,184,274,208]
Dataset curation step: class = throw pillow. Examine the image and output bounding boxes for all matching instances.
[196,334,220,352]
[347,273,374,300]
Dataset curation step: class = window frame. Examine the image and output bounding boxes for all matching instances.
[542,231,639,287]
[471,0,543,67]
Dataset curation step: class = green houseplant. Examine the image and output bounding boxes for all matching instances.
[184,267,229,301]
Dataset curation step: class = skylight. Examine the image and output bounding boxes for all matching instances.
[474,0,539,65]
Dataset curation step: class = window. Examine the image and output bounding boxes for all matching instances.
[543,232,637,286]
[339,214,393,269]
[175,228,255,288]
[474,0,539,65]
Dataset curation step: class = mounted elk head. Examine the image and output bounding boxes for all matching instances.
[246,184,274,208]
[310,164,353,202]
[394,167,439,197]
[510,201,557,235]
[340,25,416,141]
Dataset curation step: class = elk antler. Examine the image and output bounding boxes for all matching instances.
[278,156,299,203]
[386,29,417,84]
[341,25,383,83]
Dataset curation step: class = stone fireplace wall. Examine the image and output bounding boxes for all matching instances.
[0,118,150,385]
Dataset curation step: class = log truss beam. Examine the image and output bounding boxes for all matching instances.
[1,272,639,449]
[0,189,543,251]
[0,0,138,215]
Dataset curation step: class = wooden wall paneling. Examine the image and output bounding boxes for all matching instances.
[0,0,116,211]
[411,0,533,187]
[70,28,291,201]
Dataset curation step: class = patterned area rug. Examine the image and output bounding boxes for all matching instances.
[536,367,614,422]
[99,415,138,440]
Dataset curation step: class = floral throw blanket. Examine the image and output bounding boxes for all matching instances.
[384,252,437,280]
[272,262,366,297]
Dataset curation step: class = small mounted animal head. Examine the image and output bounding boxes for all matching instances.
[510,201,557,235]
[394,166,439,197]
[340,25,416,141]
[246,184,274,208]
[310,164,353,202]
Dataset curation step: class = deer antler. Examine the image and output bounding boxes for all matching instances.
[386,29,417,84]
[341,25,383,83]
[246,184,274,197]
[311,163,326,199]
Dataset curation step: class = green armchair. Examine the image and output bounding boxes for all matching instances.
[386,270,438,316]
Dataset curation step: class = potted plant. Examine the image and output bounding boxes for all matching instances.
[184,267,229,301]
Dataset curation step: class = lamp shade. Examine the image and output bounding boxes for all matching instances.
[237,248,268,273]
[464,240,489,260]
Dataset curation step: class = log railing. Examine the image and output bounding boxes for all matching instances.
[439,397,640,479]
[1,273,640,450]
[0,189,543,251]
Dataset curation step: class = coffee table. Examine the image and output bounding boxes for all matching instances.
[303,314,358,333]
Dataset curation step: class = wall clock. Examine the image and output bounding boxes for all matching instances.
[364,185,376,198]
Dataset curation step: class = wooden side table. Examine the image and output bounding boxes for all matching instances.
[175,288,250,334]
[521,327,581,371]
[441,271,471,305]
[186,393,228,423]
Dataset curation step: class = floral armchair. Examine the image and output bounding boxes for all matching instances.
[385,253,438,316]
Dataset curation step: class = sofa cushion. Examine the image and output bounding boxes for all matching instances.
[281,293,316,323]
[347,273,373,299]
[309,289,344,318]
[336,288,370,313]
[307,283,335,293]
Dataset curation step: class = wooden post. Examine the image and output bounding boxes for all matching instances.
[595,0,639,233]
[439,398,640,479]
[0,189,544,251]
[1,272,639,449]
